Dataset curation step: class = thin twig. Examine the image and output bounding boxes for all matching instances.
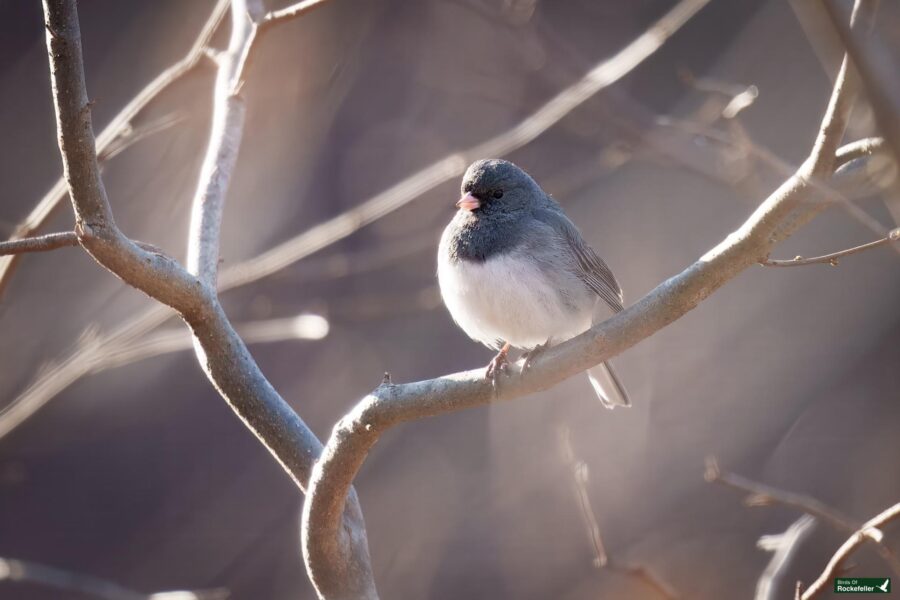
[705,457,900,576]
[801,502,900,599]
[559,426,679,599]
[762,227,900,266]
[0,231,78,255]
[0,556,228,600]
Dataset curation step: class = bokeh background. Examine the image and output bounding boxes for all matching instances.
[1,0,899,598]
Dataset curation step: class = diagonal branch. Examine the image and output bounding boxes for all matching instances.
[300,1,877,597]
[801,502,900,599]
[705,457,900,576]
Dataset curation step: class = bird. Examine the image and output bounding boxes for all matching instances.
[437,158,630,409]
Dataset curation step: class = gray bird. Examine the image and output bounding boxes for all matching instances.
[437,158,630,408]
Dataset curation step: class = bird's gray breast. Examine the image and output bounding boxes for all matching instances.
[443,210,524,263]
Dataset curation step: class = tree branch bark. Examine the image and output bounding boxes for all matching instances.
[0,231,78,255]
[41,0,373,596]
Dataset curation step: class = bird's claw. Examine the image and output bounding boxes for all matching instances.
[521,340,549,373]
[485,348,510,392]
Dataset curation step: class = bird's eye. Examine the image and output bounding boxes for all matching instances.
[492,189,504,199]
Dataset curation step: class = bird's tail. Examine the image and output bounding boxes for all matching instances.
[587,361,631,409]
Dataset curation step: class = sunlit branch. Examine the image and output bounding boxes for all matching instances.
[0,231,78,255]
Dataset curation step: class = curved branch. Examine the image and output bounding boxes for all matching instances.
[43,0,374,597]
[301,1,875,596]
[801,502,900,599]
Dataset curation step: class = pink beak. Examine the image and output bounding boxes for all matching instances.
[456,192,480,212]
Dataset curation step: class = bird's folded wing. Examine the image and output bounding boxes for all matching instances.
[532,207,624,313]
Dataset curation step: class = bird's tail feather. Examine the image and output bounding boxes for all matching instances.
[587,361,631,409]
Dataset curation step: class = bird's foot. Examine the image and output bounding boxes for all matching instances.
[522,340,550,373]
[485,344,511,393]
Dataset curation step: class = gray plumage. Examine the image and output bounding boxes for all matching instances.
[437,158,630,409]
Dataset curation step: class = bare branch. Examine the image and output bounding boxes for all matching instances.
[300,2,877,596]
[41,0,355,557]
[664,116,897,248]
[186,0,256,288]
[0,556,228,600]
[704,458,858,533]
[0,231,78,255]
[705,458,900,577]
[835,136,886,168]
[260,0,333,28]
[0,0,229,297]
[755,515,817,600]
[560,427,679,599]
[801,502,900,599]
[761,227,900,266]
[44,0,373,597]
[823,0,900,165]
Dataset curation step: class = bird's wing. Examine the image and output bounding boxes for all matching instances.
[532,206,624,313]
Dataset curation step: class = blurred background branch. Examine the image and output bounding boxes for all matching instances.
[0,556,229,600]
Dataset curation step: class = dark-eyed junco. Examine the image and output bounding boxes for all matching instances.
[437,159,630,409]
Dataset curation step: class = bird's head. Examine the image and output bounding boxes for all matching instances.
[456,159,542,216]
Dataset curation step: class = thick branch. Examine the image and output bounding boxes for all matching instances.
[0,231,78,255]
[41,1,365,583]
[801,502,900,599]
[300,2,875,597]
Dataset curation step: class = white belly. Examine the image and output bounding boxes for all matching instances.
[437,252,593,350]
